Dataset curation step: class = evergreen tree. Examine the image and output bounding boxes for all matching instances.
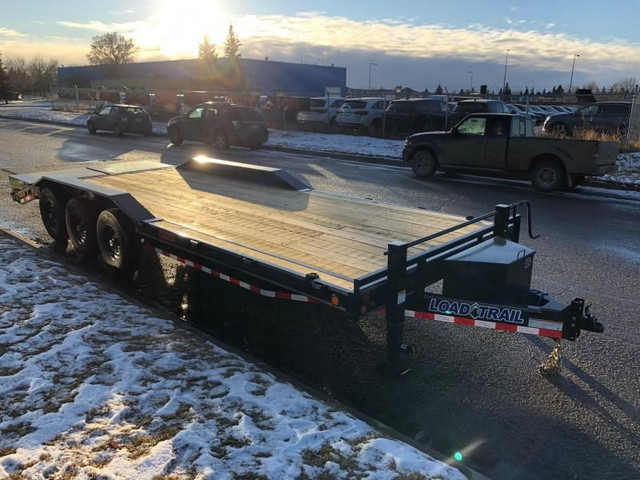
[556,84,564,94]
[435,84,443,95]
[0,53,13,104]
[224,25,242,58]
[199,35,217,61]
[524,87,529,95]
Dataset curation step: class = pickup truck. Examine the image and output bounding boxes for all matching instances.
[402,113,619,191]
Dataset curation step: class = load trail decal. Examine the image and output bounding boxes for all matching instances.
[427,298,525,324]
[405,297,563,339]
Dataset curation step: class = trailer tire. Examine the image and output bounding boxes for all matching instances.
[411,150,438,178]
[97,209,132,270]
[39,188,68,242]
[531,159,565,192]
[65,197,98,259]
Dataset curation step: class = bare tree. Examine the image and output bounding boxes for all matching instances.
[87,32,139,65]
[224,25,241,58]
[6,57,29,93]
[199,35,217,61]
[611,77,637,93]
[28,56,58,95]
[0,52,12,103]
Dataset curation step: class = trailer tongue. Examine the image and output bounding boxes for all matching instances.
[10,157,604,376]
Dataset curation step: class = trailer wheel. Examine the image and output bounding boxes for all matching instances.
[411,150,438,178]
[213,129,230,151]
[39,188,68,242]
[531,160,565,192]
[97,209,132,270]
[65,197,98,259]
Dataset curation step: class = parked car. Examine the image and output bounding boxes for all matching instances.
[383,98,448,138]
[167,102,268,150]
[335,97,388,136]
[507,104,537,123]
[296,96,345,131]
[447,99,510,128]
[517,105,548,125]
[87,104,152,136]
[542,101,632,136]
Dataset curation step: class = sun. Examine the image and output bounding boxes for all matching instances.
[138,0,231,59]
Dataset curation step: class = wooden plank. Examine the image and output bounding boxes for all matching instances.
[87,168,490,289]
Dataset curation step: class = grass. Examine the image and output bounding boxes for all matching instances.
[541,127,640,152]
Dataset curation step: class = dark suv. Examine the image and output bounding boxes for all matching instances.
[384,98,447,137]
[87,104,152,136]
[542,101,631,136]
[447,99,510,128]
[168,102,269,150]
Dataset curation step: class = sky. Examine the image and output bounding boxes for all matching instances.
[1,0,639,92]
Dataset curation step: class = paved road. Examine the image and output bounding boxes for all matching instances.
[1,118,639,480]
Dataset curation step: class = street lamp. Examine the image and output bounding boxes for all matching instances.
[368,62,378,91]
[569,54,580,94]
[502,49,510,97]
[468,71,473,92]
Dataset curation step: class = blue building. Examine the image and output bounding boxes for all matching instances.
[57,57,346,97]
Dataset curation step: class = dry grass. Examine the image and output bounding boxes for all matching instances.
[541,127,640,152]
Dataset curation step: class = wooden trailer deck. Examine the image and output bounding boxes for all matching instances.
[88,166,489,291]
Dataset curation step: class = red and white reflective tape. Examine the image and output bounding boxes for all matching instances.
[405,310,563,339]
[155,248,320,304]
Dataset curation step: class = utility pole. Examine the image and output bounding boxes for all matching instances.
[368,62,378,91]
[502,49,510,98]
[569,53,580,94]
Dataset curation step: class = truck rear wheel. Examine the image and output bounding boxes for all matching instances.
[213,130,230,150]
[65,197,98,259]
[411,150,438,178]
[39,188,68,242]
[531,160,565,192]
[97,209,132,270]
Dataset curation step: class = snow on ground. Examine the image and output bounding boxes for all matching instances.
[1,104,639,186]
[0,233,466,480]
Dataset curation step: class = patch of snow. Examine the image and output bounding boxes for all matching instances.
[0,234,466,480]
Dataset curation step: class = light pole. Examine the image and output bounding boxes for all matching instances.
[368,62,378,91]
[502,49,510,97]
[568,54,580,94]
[468,70,473,92]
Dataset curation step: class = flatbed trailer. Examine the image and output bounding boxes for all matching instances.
[10,156,604,375]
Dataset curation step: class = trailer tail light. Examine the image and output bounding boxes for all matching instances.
[331,294,340,306]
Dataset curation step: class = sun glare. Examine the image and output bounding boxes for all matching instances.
[140,0,231,59]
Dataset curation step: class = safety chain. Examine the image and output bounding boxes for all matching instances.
[538,339,562,375]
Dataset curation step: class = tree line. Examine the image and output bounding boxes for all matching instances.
[0,51,58,99]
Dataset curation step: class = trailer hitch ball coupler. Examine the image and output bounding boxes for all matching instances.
[572,298,604,333]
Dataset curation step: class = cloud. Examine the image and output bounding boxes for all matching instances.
[57,20,146,33]
[0,27,26,37]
